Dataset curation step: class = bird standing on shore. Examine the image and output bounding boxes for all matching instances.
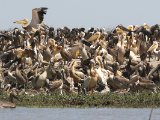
[147,41,159,61]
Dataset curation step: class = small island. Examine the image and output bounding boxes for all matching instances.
[0,7,160,108]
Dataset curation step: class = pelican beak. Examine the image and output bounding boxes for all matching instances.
[13,19,29,25]
[14,20,24,24]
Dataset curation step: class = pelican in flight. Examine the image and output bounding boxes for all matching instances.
[14,7,48,32]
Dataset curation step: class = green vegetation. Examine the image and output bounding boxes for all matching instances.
[1,92,160,108]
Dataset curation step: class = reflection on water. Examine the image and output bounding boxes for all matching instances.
[0,107,160,120]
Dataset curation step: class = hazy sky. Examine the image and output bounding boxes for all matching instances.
[1,0,160,30]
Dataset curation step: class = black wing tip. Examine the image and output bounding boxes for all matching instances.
[40,7,48,10]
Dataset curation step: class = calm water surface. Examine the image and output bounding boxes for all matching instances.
[0,107,160,120]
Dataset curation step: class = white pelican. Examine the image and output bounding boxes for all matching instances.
[33,70,47,89]
[127,25,134,31]
[147,41,158,53]
[14,7,48,32]
[115,27,124,35]
[143,23,150,30]
[147,41,159,61]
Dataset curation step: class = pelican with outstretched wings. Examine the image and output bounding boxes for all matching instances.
[14,7,48,32]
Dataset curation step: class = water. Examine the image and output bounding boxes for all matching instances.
[0,107,160,120]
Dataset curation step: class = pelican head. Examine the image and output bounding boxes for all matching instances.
[116,27,123,35]
[143,23,150,29]
[13,19,29,27]
[127,25,134,31]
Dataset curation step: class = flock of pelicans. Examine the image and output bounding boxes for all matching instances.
[0,7,160,108]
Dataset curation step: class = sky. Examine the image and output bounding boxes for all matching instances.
[0,0,160,30]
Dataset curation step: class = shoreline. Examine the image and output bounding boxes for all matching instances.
[1,92,160,108]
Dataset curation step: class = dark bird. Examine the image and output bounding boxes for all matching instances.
[81,39,92,47]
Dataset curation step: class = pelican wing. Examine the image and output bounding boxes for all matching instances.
[81,39,92,47]
[30,7,48,28]
[37,7,48,23]
[60,50,72,61]
[117,24,130,32]
[87,32,101,42]
[36,71,47,88]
